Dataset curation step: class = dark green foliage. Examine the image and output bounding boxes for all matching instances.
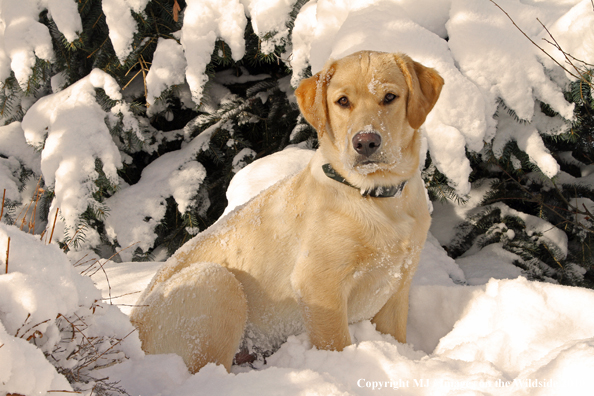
[441,79,594,287]
[0,0,310,260]
[423,156,467,205]
[150,68,305,257]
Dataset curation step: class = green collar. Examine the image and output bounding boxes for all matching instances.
[322,163,407,198]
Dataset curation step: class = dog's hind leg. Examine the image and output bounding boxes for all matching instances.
[132,262,248,373]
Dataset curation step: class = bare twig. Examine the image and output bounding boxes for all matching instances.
[488,161,594,235]
[81,241,140,277]
[76,329,136,373]
[100,290,141,300]
[111,303,149,308]
[538,18,594,88]
[57,314,100,355]
[488,0,587,83]
[82,242,140,305]
[139,55,150,99]
[542,242,564,268]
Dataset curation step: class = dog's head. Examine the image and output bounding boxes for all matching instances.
[295,51,443,190]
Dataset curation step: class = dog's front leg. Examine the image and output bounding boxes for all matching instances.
[291,262,351,351]
[371,277,412,344]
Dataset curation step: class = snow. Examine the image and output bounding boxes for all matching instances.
[232,147,257,173]
[288,0,583,194]
[0,0,82,86]
[448,0,574,122]
[0,0,583,196]
[2,0,594,394]
[241,0,298,54]
[0,223,142,395]
[290,0,318,87]
[145,38,187,111]
[542,0,594,79]
[456,243,524,285]
[0,320,74,396]
[181,0,247,103]
[21,69,125,247]
[0,122,41,202]
[0,0,54,88]
[223,145,315,216]
[493,111,561,178]
[489,201,569,257]
[0,0,586,194]
[46,0,82,43]
[102,0,150,63]
[105,120,215,261]
[3,145,594,395]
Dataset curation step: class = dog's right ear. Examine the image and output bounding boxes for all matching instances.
[295,68,334,137]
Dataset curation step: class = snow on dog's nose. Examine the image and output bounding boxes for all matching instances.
[352,131,381,157]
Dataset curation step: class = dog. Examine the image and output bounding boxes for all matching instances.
[130,50,443,374]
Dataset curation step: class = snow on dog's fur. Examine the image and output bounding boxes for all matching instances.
[130,51,443,373]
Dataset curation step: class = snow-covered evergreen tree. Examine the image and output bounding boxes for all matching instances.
[0,0,592,284]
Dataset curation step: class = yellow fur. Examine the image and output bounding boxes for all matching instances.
[130,50,444,373]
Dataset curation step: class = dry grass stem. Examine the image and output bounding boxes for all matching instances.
[14,313,31,338]
[5,236,9,274]
[29,179,44,234]
[1,188,5,221]
[173,0,181,22]
[48,208,59,245]
[18,178,42,232]
[72,253,92,267]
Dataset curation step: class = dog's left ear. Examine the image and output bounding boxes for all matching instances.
[395,54,444,130]
[295,67,335,137]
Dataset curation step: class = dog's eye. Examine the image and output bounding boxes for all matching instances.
[337,96,350,108]
[384,93,398,104]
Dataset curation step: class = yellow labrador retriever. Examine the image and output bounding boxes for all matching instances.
[130,50,443,373]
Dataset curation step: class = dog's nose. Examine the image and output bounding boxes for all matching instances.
[352,132,381,157]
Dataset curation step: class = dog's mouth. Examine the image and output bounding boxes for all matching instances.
[352,158,389,175]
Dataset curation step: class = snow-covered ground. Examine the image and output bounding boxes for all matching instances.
[3,146,594,395]
[2,0,594,394]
